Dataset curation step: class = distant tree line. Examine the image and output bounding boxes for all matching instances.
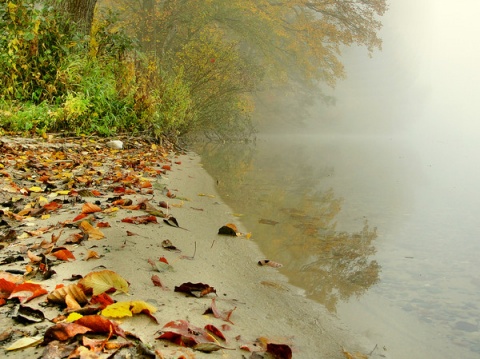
[0,0,386,140]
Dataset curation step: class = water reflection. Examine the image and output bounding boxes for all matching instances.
[195,140,380,312]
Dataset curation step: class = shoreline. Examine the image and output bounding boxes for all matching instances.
[0,139,379,358]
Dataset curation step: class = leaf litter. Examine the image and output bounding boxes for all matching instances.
[0,135,316,358]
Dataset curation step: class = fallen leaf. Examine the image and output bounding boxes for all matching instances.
[204,324,226,341]
[151,275,168,290]
[65,293,82,311]
[101,300,157,318]
[75,315,127,338]
[174,282,216,298]
[43,322,91,344]
[162,239,181,252]
[27,250,43,263]
[342,348,369,359]
[163,215,180,228]
[148,258,174,272]
[89,293,115,309]
[9,282,48,303]
[258,259,283,268]
[121,215,158,224]
[43,201,62,211]
[218,225,238,236]
[11,304,45,324]
[267,343,293,359]
[203,298,236,324]
[79,220,105,240]
[193,342,233,352]
[79,270,129,296]
[51,247,76,261]
[156,320,215,347]
[5,335,43,351]
[85,250,101,260]
[47,284,88,305]
[82,202,102,215]
[159,201,170,209]
[96,221,111,228]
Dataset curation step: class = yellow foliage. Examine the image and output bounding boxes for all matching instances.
[101,300,157,318]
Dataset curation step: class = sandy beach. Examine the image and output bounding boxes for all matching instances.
[0,137,382,358]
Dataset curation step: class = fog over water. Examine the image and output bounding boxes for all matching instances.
[302,1,480,357]
[198,1,480,358]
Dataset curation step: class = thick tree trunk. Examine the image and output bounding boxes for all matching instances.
[61,0,98,36]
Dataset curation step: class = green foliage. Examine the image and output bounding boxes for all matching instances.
[0,0,386,141]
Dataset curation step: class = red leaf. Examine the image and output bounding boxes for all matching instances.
[159,256,169,264]
[0,278,16,299]
[90,293,115,309]
[161,164,171,171]
[72,213,88,222]
[9,282,48,303]
[121,215,158,224]
[203,298,236,324]
[113,187,126,194]
[44,201,62,211]
[51,248,76,261]
[156,320,215,347]
[97,222,111,228]
[204,324,226,341]
[75,315,126,338]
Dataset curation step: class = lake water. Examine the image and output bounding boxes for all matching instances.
[195,1,480,358]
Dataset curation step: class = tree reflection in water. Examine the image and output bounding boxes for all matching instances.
[194,140,380,312]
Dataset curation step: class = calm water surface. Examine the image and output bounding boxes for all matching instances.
[197,1,480,357]
[196,132,480,358]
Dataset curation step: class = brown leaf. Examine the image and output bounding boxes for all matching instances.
[43,322,91,344]
[47,284,88,305]
[218,224,238,236]
[64,293,81,311]
[174,282,216,298]
[266,343,293,359]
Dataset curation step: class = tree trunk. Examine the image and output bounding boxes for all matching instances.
[61,0,98,36]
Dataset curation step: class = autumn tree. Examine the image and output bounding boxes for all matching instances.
[97,0,386,137]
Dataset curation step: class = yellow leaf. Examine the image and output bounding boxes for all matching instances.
[56,190,70,195]
[41,214,50,220]
[79,220,105,240]
[5,336,43,351]
[102,300,157,318]
[66,312,83,322]
[79,270,129,296]
[29,186,43,193]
